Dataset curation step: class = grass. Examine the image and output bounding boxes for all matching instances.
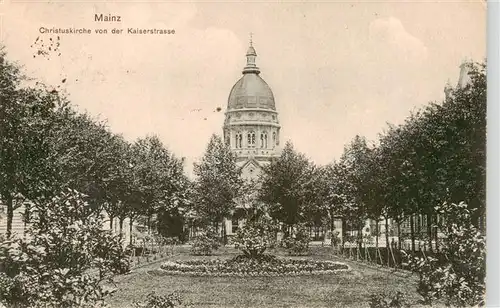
[107,246,422,308]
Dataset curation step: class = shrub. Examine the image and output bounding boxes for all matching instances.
[403,202,485,307]
[331,230,341,247]
[134,291,182,308]
[0,190,130,308]
[233,215,277,258]
[190,228,220,256]
[282,225,310,255]
[369,291,408,308]
[162,237,180,246]
[343,233,356,244]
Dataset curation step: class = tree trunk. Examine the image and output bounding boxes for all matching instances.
[410,214,415,253]
[39,209,47,232]
[147,215,151,234]
[6,194,13,238]
[330,211,335,247]
[427,213,433,252]
[341,218,346,247]
[416,214,421,235]
[23,204,30,237]
[222,219,227,245]
[434,214,439,252]
[385,217,389,250]
[119,217,124,238]
[357,222,363,252]
[129,217,134,246]
[397,220,401,250]
[375,220,379,248]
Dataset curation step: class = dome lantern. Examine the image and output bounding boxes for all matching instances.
[243,33,260,75]
[226,35,276,110]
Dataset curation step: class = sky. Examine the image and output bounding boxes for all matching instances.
[0,0,486,176]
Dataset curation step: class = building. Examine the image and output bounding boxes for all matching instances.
[0,203,26,237]
[0,201,137,246]
[444,59,472,100]
[221,39,282,235]
[222,40,281,180]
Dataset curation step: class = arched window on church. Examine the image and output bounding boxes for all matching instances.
[272,132,276,148]
[248,131,256,148]
[261,132,268,149]
[235,132,243,149]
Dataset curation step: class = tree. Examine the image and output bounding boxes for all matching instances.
[438,62,486,228]
[380,61,486,251]
[324,161,351,246]
[338,135,373,250]
[47,111,126,217]
[101,135,132,230]
[0,49,65,237]
[259,141,314,234]
[299,165,332,241]
[0,189,130,307]
[132,136,178,233]
[156,156,191,242]
[362,146,387,249]
[233,213,278,259]
[192,134,242,241]
[404,202,485,307]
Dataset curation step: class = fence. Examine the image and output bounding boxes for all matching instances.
[128,237,179,268]
[333,239,446,270]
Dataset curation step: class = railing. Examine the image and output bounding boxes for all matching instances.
[332,239,446,271]
[128,238,179,268]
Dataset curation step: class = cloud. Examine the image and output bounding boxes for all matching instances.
[369,16,428,62]
[2,2,244,175]
[0,3,484,173]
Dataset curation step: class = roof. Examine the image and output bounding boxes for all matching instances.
[227,42,276,110]
[227,74,276,110]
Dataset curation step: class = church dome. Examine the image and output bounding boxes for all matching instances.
[227,43,276,110]
[228,74,276,110]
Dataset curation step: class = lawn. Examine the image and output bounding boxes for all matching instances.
[107,246,422,308]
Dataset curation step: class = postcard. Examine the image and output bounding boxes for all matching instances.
[0,1,490,307]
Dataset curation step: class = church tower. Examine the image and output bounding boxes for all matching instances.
[223,38,281,180]
[445,59,473,100]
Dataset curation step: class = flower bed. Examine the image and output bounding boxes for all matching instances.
[153,255,350,277]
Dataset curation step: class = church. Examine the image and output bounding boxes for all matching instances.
[223,40,281,180]
[221,39,282,235]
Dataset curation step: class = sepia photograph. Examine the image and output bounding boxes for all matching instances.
[0,1,490,307]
